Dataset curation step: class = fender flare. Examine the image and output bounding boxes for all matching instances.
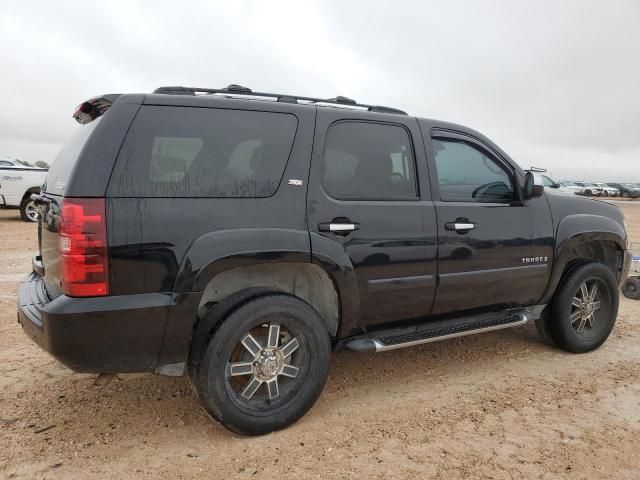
[174,230,360,338]
[541,214,627,303]
[160,228,359,366]
[173,228,311,293]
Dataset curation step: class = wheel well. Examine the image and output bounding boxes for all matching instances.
[197,262,339,336]
[21,187,40,201]
[564,240,623,282]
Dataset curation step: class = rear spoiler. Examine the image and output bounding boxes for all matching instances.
[72,94,121,124]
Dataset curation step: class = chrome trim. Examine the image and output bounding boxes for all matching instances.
[372,314,529,352]
[329,223,357,232]
[453,222,475,230]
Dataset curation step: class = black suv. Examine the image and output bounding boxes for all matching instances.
[18,85,632,435]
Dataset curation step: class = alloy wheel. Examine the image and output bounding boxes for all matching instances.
[25,200,39,222]
[226,322,304,408]
[570,280,602,334]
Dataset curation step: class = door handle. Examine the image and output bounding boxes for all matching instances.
[318,221,360,235]
[445,219,475,232]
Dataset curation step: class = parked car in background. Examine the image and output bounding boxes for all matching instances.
[559,181,587,195]
[537,175,576,196]
[573,182,603,197]
[608,183,640,198]
[593,183,619,196]
[0,159,48,221]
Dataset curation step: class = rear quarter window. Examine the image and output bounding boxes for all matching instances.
[108,106,298,198]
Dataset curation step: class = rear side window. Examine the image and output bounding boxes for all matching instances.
[433,139,515,203]
[109,106,298,197]
[321,121,417,200]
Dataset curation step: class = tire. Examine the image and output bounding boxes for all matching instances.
[187,287,278,400]
[535,308,555,346]
[602,191,608,197]
[191,293,331,435]
[534,310,555,346]
[549,262,619,353]
[623,277,640,300]
[623,192,630,198]
[584,189,592,196]
[19,196,39,222]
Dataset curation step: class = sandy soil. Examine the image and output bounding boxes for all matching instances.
[1,202,639,480]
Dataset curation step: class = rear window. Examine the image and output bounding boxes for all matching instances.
[44,118,102,195]
[108,106,298,197]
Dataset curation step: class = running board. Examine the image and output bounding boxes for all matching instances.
[344,311,529,353]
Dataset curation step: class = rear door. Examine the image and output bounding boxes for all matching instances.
[425,129,546,315]
[308,109,437,329]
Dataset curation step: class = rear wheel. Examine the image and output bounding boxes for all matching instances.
[623,277,640,300]
[191,293,331,435]
[550,262,619,353]
[584,189,593,196]
[19,197,39,222]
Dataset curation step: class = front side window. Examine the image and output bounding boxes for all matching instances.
[433,138,515,202]
[322,122,417,199]
[110,106,297,197]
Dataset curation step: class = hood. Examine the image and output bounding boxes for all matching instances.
[545,191,625,227]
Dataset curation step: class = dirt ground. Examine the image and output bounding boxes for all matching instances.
[1,201,639,480]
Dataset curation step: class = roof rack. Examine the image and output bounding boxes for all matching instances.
[152,84,408,115]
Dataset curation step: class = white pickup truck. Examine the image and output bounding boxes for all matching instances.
[0,159,48,222]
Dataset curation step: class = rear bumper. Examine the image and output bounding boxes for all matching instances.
[18,272,172,373]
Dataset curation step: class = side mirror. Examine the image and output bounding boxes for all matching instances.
[552,183,561,189]
[524,172,544,199]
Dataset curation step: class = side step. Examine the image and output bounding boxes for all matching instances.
[344,311,529,353]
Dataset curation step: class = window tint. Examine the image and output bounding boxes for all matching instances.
[433,139,514,202]
[322,122,417,199]
[109,106,297,197]
[44,117,102,195]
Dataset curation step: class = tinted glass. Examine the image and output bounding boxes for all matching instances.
[433,139,514,202]
[44,118,102,194]
[109,106,297,197]
[322,122,417,199]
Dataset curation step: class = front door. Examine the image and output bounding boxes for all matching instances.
[308,109,437,329]
[426,130,546,315]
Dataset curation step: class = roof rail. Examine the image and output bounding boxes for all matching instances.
[152,84,407,115]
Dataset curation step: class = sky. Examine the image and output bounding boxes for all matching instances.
[0,0,638,181]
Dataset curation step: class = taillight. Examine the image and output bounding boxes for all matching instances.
[59,198,109,297]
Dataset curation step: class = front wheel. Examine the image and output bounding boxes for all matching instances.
[550,262,619,353]
[191,293,331,435]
